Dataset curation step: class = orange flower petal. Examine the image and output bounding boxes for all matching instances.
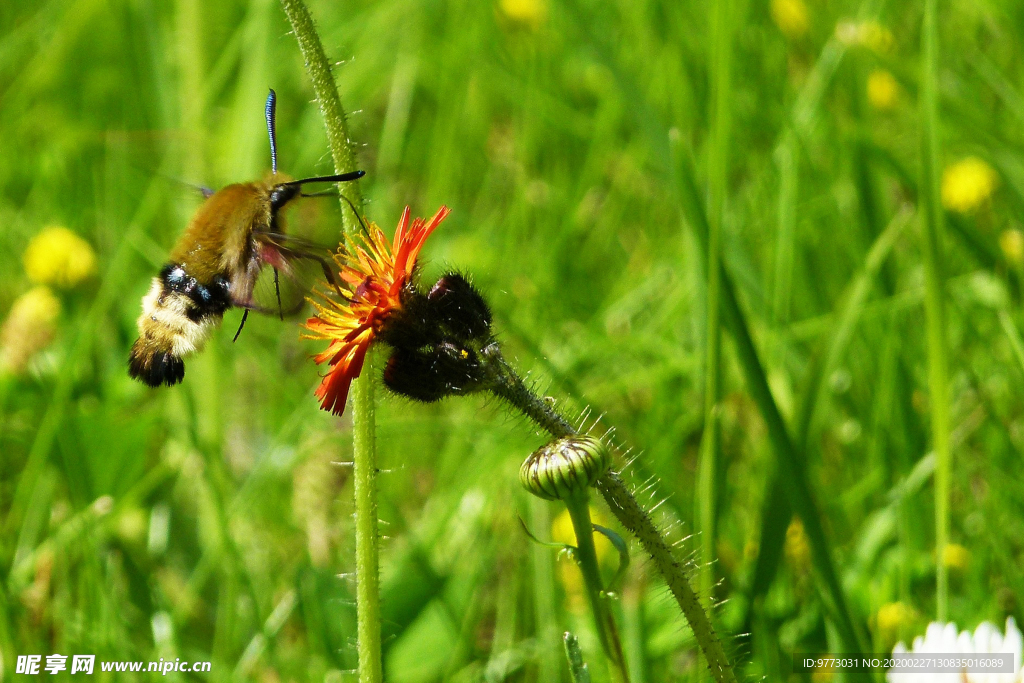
[305,206,450,416]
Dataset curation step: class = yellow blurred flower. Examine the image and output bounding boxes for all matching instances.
[836,19,894,53]
[23,226,97,289]
[999,229,1024,265]
[876,601,916,646]
[0,286,61,374]
[942,157,998,213]
[551,506,613,565]
[772,0,809,40]
[943,543,970,572]
[867,69,899,110]
[499,0,547,30]
[784,518,810,574]
[812,662,835,683]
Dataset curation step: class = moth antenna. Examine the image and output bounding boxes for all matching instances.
[266,89,279,174]
[233,309,250,342]
[286,171,365,186]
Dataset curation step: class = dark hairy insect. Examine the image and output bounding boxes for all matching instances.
[128,89,363,388]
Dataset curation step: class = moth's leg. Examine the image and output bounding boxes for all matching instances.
[232,309,249,342]
[231,294,305,319]
[299,246,346,296]
[256,231,347,301]
[274,267,283,320]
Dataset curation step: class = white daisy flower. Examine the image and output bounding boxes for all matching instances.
[886,617,1022,683]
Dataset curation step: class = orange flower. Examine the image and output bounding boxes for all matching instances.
[305,206,450,415]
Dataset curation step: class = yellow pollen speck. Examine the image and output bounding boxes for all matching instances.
[867,69,899,110]
[942,543,970,572]
[0,286,61,375]
[941,157,998,213]
[771,0,809,40]
[999,229,1024,265]
[499,0,548,30]
[23,226,97,289]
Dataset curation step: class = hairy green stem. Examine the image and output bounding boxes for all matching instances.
[280,0,363,234]
[482,345,736,683]
[919,0,950,621]
[279,2,380,681]
[596,473,736,683]
[351,369,381,683]
[482,344,576,435]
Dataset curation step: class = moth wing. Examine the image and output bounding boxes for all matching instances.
[246,232,340,318]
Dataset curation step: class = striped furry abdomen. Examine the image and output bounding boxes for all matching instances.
[129,264,232,387]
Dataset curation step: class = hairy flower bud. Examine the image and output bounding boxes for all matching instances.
[520,436,611,501]
[383,342,484,402]
[427,272,492,343]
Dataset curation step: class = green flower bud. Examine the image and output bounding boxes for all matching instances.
[520,436,611,501]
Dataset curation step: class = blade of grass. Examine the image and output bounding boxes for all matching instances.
[998,309,1024,378]
[794,208,911,442]
[743,31,850,632]
[697,0,732,625]
[564,632,593,683]
[771,132,798,348]
[744,208,909,640]
[621,569,647,683]
[919,0,951,622]
[670,137,870,665]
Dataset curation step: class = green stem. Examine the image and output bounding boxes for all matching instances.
[351,368,382,683]
[481,343,577,436]
[279,0,363,234]
[596,473,736,683]
[279,2,380,680]
[919,0,950,622]
[564,493,629,682]
[482,346,737,683]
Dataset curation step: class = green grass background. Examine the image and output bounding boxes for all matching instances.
[1,0,1023,680]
